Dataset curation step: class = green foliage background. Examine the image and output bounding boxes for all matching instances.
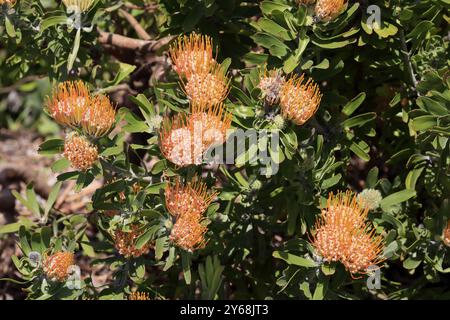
[0,0,449,300]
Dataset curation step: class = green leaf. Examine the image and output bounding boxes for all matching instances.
[272,251,317,267]
[39,139,64,155]
[342,93,366,116]
[5,15,16,38]
[343,112,376,128]
[67,28,81,72]
[181,251,192,285]
[44,182,62,219]
[380,189,416,210]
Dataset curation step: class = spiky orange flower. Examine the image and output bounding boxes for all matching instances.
[129,291,151,300]
[113,225,151,259]
[43,251,75,282]
[46,81,115,137]
[159,103,232,167]
[279,74,322,126]
[169,33,215,79]
[258,67,286,105]
[315,0,347,22]
[62,0,94,12]
[311,191,384,277]
[165,176,217,218]
[170,211,208,252]
[64,134,98,171]
[183,63,230,107]
[443,220,450,247]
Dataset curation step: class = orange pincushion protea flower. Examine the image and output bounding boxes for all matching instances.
[113,225,151,259]
[43,251,75,282]
[0,0,16,6]
[46,81,116,137]
[64,134,98,171]
[165,176,217,218]
[258,67,286,105]
[170,211,208,252]
[311,191,384,277]
[129,291,151,300]
[159,103,232,167]
[183,63,230,107]
[443,220,450,247]
[169,33,215,79]
[315,0,347,22]
[279,74,322,126]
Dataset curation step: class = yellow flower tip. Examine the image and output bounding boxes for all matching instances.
[312,191,385,276]
[165,176,217,218]
[62,0,94,12]
[315,0,348,22]
[64,134,98,171]
[183,63,230,107]
[258,67,286,105]
[46,81,90,128]
[81,94,116,137]
[159,104,231,166]
[129,291,151,300]
[279,74,322,126]
[170,212,208,252]
[113,225,151,259]
[169,33,215,79]
[43,251,75,282]
[443,220,450,247]
[46,81,116,137]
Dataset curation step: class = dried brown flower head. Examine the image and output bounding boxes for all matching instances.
[169,33,215,79]
[63,134,98,171]
[311,191,384,277]
[165,176,217,218]
[159,103,232,167]
[43,251,75,282]
[183,63,230,107]
[279,74,322,126]
[113,225,151,259]
[315,0,347,22]
[258,67,286,105]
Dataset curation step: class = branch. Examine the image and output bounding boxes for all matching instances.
[118,9,151,41]
[97,29,175,52]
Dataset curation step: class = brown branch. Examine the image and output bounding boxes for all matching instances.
[118,9,151,41]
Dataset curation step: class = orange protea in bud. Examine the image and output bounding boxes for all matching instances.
[63,134,98,171]
[183,63,230,107]
[62,0,94,12]
[258,67,286,105]
[159,103,232,167]
[315,0,347,22]
[113,225,151,259]
[165,176,217,218]
[80,94,116,137]
[443,220,450,247]
[46,81,89,128]
[311,191,384,277]
[43,251,75,282]
[279,74,322,126]
[169,33,215,79]
[170,212,208,252]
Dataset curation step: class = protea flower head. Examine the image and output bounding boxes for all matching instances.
[183,63,230,107]
[357,189,383,210]
[258,67,286,105]
[46,81,116,137]
[113,225,151,259]
[62,0,94,12]
[315,0,348,22]
[63,134,98,171]
[43,251,75,282]
[279,74,322,126]
[165,176,217,218]
[129,292,151,300]
[311,191,384,277]
[0,0,16,6]
[159,103,232,167]
[443,220,450,247]
[170,210,208,252]
[169,33,215,79]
